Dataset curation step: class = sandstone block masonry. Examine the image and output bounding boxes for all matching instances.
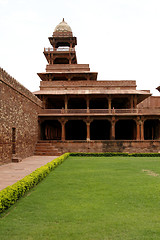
[0,68,42,163]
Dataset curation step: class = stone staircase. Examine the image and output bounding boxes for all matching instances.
[34,141,62,156]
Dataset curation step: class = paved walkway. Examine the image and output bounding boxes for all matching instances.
[0,156,58,191]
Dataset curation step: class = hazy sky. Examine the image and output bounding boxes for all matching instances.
[0,0,160,95]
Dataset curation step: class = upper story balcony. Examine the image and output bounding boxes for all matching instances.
[38,108,160,116]
[44,47,75,53]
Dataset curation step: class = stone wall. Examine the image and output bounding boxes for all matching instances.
[43,140,160,153]
[0,68,42,163]
[138,96,160,109]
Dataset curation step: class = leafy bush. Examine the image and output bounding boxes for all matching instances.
[0,153,70,213]
[70,152,160,157]
[129,153,160,157]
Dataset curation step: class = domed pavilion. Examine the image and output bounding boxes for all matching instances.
[33,19,160,154]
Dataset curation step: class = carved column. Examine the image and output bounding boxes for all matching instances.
[60,119,67,141]
[111,117,115,140]
[136,117,140,140]
[140,119,144,140]
[86,95,90,112]
[65,95,68,110]
[108,96,112,110]
[49,74,52,81]
[85,118,91,141]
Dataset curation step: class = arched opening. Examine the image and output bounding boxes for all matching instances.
[41,120,61,140]
[144,119,160,140]
[68,97,87,109]
[54,58,69,64]
[90,98,108,109]
[115,120,136,140]
[65,120,86,140]
[112,97,129,109]
[90,120,111,140]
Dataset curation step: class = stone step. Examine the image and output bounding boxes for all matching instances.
[34,152,61,156]
[35,146,58,150]
[34,142,62,156]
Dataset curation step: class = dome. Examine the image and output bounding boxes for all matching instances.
[54,18,72,33]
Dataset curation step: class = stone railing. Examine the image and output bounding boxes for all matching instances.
[44,47,75,52]
[39,108,160,115]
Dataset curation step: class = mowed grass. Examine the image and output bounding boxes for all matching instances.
[1,157,160,240]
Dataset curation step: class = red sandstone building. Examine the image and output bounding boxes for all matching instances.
[1,19,160,163]
[34,19,160,154]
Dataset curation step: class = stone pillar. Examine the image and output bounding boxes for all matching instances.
[51,54,54,64]
[111,117,115,140]
[61,119,67,141]
[85,119,91,141]
[108,96,112,110]
[86,122,90,141]
[65,95,68,110]
[86,95,90,112]
[49,74,52,82]
[140,119,144,140]
[136,117,140,140]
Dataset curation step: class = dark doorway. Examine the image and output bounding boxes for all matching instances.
[115,120,136,140]
[90,120,111,140]
[144,119,160,140]
[41,120,61,140]
[65,120,86,140]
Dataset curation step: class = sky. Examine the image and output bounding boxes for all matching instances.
[0,0,160,96]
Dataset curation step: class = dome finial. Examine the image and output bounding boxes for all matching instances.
[54,19,72,33]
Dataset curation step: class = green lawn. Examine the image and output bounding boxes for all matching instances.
[1,156,160,240]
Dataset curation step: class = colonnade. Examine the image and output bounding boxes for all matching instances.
[42,94,138,110]
[40,117,160,141]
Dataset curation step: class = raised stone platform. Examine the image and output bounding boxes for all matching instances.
[36,140,160,154]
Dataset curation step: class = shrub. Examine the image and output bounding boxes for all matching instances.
[70,152,160,157]
[0,153,70,213]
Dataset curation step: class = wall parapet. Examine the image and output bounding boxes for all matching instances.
[0,67,42,107]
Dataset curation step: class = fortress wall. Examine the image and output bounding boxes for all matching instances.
[0,68,42,163]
